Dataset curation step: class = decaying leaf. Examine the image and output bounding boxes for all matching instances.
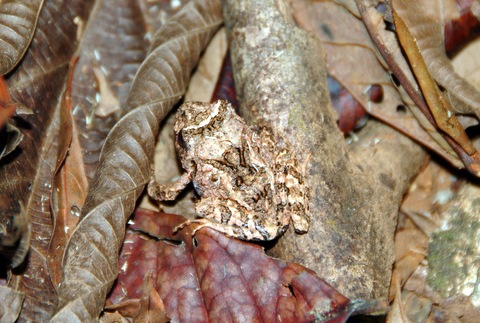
[52,1,223,320]
[0,0,96,320]
[108,209,355,322]
[0,0,44,75]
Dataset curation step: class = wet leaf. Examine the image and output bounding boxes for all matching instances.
[52,1,223,320]
[71,0,148,181]
[0,0,96,320]
[0,0,44,75]
[109,209,354,322]
[49,121,89,290]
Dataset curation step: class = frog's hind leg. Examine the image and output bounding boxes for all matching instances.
[175,197,273,241]
[174,218,270,241]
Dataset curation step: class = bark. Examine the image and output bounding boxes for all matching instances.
[224,0,426,299]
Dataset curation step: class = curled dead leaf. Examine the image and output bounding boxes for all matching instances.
[52,1,223,320]
[0,0,44,75]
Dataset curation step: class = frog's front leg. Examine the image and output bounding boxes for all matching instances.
[147,172,191,201]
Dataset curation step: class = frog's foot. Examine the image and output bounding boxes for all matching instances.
[147,172,190,201]
[174,217,272,241]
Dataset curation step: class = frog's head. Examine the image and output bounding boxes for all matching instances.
[175,100,228,133]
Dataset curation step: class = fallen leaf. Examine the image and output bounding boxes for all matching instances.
[294,0,464,168]
[393,0,477,158]
[109,209,354,322]
[1,0,96,320]
[0,285,24,322]
[393,0,480,119]
[0,0,44,75]
[52,1,223,320]
[70,0,148,181]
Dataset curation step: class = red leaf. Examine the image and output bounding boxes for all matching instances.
[108,209,354,322]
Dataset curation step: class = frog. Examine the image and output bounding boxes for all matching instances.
[148,100,310,241]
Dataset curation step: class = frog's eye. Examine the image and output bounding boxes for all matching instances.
[177,131,186,149]
[194,110,210,124]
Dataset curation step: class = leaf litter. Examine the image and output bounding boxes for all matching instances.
[105,209,355,322]
[1,0,480,321]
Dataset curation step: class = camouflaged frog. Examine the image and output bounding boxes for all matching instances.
[148,100,310,240]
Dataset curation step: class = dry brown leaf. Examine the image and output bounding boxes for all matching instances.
[0,285,24,322]
[184,27,228,102]
[0,0,44,75]
[452,38,480,91]
[293,0,463,168]
[386,274,411,323]
[390,161,456,299]
[51,1,223,320]
[393,1,477,159]
[393,0,480,119]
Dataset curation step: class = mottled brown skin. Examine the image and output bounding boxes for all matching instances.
[148,100,310,241]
